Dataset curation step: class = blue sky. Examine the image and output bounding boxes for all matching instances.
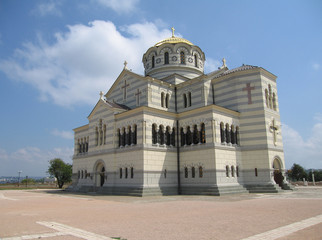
[0,0,321,177]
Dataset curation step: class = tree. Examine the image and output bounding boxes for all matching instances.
[288,163,308,181]
[308,170,322,182]
[48,158,72,188]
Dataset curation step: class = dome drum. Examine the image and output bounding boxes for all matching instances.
[142,34,205,79]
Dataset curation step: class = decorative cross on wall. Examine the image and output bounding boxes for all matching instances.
[121,80,130,100]
[243,83,255,104]
[135,88,142,106]
[270,119,279,146]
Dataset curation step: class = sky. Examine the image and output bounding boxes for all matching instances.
[0,0,321,177]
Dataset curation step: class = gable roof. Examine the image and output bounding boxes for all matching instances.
[88,98,130,120]
[105,100,131,110]
[214,65,259,78]
[104,68,148,99]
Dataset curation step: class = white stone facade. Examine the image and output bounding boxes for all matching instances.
[71,33,290,196]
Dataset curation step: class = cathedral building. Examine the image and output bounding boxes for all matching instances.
[71,29,291,196]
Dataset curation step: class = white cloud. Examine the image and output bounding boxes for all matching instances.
[0,147,73,176]
[282,113,322,169]
[52,129,74,140]
[96,0,139,14]
[0,148,9,161]
[312,63,320,71]
[0,20,171,107]
[32,1,62,17]
[204,58,221,73]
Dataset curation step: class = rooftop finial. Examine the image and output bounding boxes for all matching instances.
[99,91,104,100]
[171,27,175,37]
[124,60,128,69]
[221,58,227,68]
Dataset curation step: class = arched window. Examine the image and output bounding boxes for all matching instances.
[188,92,192,107]
[236,166,239,177]
[193,125,199,144]
[220,122,225,143]
[194,54,198,67]
[268,85,272,109]
[120,168,123,178]
[159,125,164,145]
[117,129,121,147]
[131,167,134,178]
[231,166,235,177]
[255,168,258,177]
[171,128,176,146]
[226,165,230,177]
[273,93,277,111]
[180,127,185,146]
[152,124,157,144]
[186,126,192,145]
[152,56,155,68]
[78,140,81,153]
[165,93,169,108]
[99,120,103,145]
[164,52,169,64]
[81,170,84,179]
[183,94,187,108]
[133,125,137,145]
[231,125,235,145]
[122,127,126,146]
[225,124,230,144]
[199,166,203,178]
[125,167,128,179]
[200,123,206,144]
[180,51,185,64]
[85,170,87,179]
[235,127,240,146]
[86,137,89,152]
[78,170,80,179]
[166,126,171,146]
[128,126,132,145]
[265,89,269,107]
[164,169,167,178]
[184,167,188,178]
[192,167,195,178]
[161,92,164,107]
[95,127,99,146]
[103,125,106,144]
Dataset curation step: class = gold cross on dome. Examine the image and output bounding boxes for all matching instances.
[171,27,175,37]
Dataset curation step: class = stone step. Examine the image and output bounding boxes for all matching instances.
[245,184,283,193]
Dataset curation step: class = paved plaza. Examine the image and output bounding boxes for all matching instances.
[1,187,322,240]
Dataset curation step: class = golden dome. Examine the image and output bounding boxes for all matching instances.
[155,36,193,47]
[154,27,193,47]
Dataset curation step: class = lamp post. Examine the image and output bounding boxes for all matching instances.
[18,171,22,187]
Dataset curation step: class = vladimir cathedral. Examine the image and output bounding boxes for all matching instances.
[71,29,291,196]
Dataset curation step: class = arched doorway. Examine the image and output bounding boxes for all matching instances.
[273,158,284,187]
[100,167,105,187]
[94,161,106,187]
